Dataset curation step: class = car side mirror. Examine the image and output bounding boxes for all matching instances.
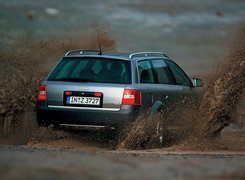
[192,78,203,87]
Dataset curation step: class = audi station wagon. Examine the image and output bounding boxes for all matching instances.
[36,50,202,131]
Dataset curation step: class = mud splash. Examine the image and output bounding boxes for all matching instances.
[199,27,245,137]
[0,29,116,142]
[117,114,163,150]
[118,24,245,150]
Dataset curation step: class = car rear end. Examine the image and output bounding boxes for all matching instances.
[36,55,141,130]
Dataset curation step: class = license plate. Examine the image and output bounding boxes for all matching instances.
[66,96,100,105]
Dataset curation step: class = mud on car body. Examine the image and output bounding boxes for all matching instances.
[36,50,202,131]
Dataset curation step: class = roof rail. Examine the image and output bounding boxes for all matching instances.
[129,52,169,59]
[65,49,101,56]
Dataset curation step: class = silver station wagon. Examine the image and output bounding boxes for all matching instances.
[36,50,202,131]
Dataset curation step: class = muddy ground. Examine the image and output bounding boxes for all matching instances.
[0,145,245,179]
[0,0,244,179]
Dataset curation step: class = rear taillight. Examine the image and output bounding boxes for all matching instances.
[122,89,141,105]
[65,91,72,96]
[94,92,102,97]
[37,85,47,101]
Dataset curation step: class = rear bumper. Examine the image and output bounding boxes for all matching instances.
[36,104,140,129]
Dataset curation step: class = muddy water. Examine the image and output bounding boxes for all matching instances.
[118,24,245,150]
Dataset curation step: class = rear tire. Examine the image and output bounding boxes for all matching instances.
[36,110,53,127]
[149,102,165,147]
[37,117,50,127]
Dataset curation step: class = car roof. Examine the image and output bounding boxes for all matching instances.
[63,50,170,61]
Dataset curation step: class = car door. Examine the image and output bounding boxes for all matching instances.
[136,60,155,112]
[137,59,176,113]
[164,59,193,105]
[149,59,182,108]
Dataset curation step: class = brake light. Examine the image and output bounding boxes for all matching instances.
[122,89,141,105]
[37,86,47,101]
[94,92,102,97]
[65,91,72,96]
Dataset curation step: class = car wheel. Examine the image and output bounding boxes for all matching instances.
[149,102,165,147]
[37,117,50,127]
[36,110,52,127]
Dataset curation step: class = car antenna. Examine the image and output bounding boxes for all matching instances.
[97,29,103,55]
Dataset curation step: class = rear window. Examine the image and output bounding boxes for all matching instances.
[137,59,173,84]
[48,57,132,84]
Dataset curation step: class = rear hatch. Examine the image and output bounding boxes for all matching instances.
[46,81,126,109]
[45,56,132,110]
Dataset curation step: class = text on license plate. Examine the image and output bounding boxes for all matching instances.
[67,96,100,105]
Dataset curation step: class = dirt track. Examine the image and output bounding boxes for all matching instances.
[0,145,244,179]
[0,126,244,179]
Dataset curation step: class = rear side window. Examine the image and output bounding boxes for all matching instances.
[48,57,131,84]
[137,59,173,84]
[138,60,154,83]
[151,60,172,84]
